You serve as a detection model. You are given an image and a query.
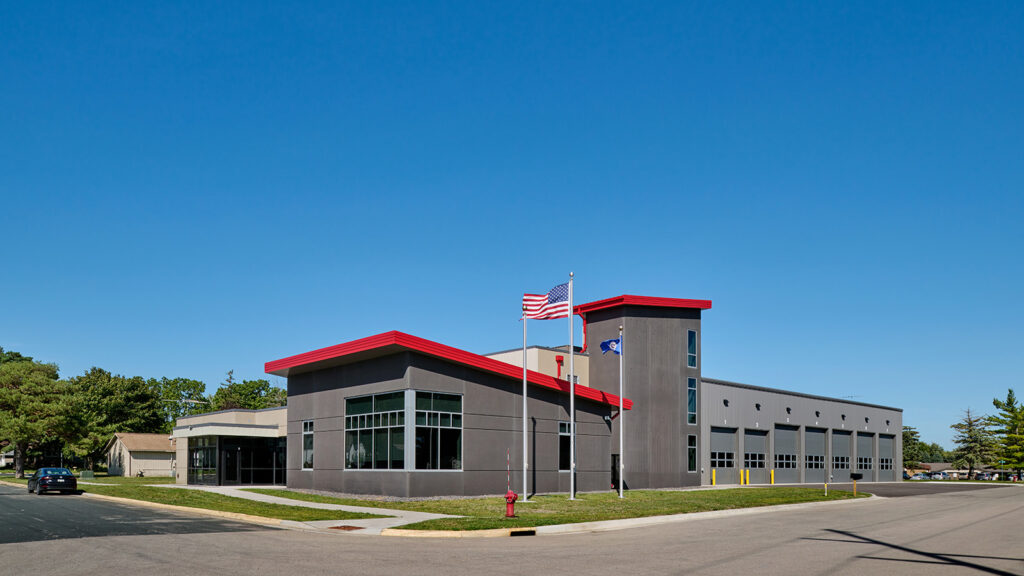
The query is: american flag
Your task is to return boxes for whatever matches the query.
[522,282,570,319]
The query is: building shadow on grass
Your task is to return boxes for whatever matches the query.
[803,529,1023,576]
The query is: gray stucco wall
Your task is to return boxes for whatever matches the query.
[585,305,703,489]
[701,379,903,484]
[286,351,613,497]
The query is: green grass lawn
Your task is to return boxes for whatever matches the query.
[78,485,391,522]
[245,487,865,530]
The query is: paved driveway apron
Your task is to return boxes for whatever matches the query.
[0,483,274,544]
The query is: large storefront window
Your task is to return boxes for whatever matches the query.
[187,436,285,486]
[188,436,218,485]
[345,392,405,469]
[415,392,462,470]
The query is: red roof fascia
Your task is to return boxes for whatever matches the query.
[574,295,712,315]
[264,331,632,410]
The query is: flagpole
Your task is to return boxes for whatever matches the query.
[569,272,575,501]
[522,306,529,502]
[619,324,624,499]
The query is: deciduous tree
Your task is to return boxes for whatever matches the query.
[0,358,75,478]
[210,370,286,411]
[67,368,165,469]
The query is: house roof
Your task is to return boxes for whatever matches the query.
[575,295,712,315]
[265,330,632,410]
[106,433,176,453]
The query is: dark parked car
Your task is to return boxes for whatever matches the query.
[27,467,78,495]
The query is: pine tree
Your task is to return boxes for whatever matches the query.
[989,389,1024,479]
[950,408,998,479]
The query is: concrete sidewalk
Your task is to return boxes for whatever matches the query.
[154,484,456,535]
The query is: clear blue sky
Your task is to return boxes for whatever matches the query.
[2,2,1021,449]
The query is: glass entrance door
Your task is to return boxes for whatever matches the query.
[221,446,240,485]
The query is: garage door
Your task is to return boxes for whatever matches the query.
[878,434,895,481]
[710,427,737,484]
[773,425,799,483]
[805,427,827,483]
[744,429,768,484]
[857,432,875,482]
[831,430,852,482]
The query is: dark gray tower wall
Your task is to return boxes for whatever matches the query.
[585,305,702,489]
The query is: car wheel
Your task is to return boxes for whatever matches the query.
[27,486,33,494]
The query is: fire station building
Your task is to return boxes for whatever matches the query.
[257,295,902,497]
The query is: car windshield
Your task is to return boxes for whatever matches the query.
[40,468,72,476]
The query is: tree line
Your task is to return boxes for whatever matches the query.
[903,388,1024,479]
[0,347,286,477]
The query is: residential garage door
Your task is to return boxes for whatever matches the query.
[744,429,768,484]
[857,432,875,482]
[773,425,799,483]
[878,434,895,481]
[831,430,852,482]
[805,428,827,483]
[710,427,737,484]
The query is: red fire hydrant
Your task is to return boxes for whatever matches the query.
[505,490,518,517]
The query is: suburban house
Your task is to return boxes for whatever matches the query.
[104,433,177,477]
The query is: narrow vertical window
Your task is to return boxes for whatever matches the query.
[558,422,571,471]
[687,378,697,425]
[687,330,697,368]
[302,420,314,470]
[687,435,697,472]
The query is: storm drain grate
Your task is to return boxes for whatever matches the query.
[328,525,364,531]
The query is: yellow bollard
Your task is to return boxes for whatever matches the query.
[712,469,716,485]
[853,480,857,496]
[747,469,751,485]
[771,469,775,485]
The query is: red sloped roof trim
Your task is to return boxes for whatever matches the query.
[574,295,712,315]
[265,331,632,410]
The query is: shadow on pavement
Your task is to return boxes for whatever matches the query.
[804,529,1022,576]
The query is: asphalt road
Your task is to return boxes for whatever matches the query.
[0,483,274,544]
[2,482,1021,575]
[824,480,1015,498]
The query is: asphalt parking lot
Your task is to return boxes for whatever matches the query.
[0,483,275,544]
[825,480,1014,497]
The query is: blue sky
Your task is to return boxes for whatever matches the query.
[2,2,1021,448]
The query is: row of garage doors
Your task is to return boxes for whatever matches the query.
[709,425,896,484]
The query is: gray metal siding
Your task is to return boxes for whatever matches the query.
[774,425,800,483]
[702,380,903,485]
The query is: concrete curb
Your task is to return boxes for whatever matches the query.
[535,494,876,535]
[381,494,876,538]
[381,527,538,538]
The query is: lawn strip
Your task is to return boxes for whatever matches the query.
[245,487,864,530]
[82,485,391,522]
